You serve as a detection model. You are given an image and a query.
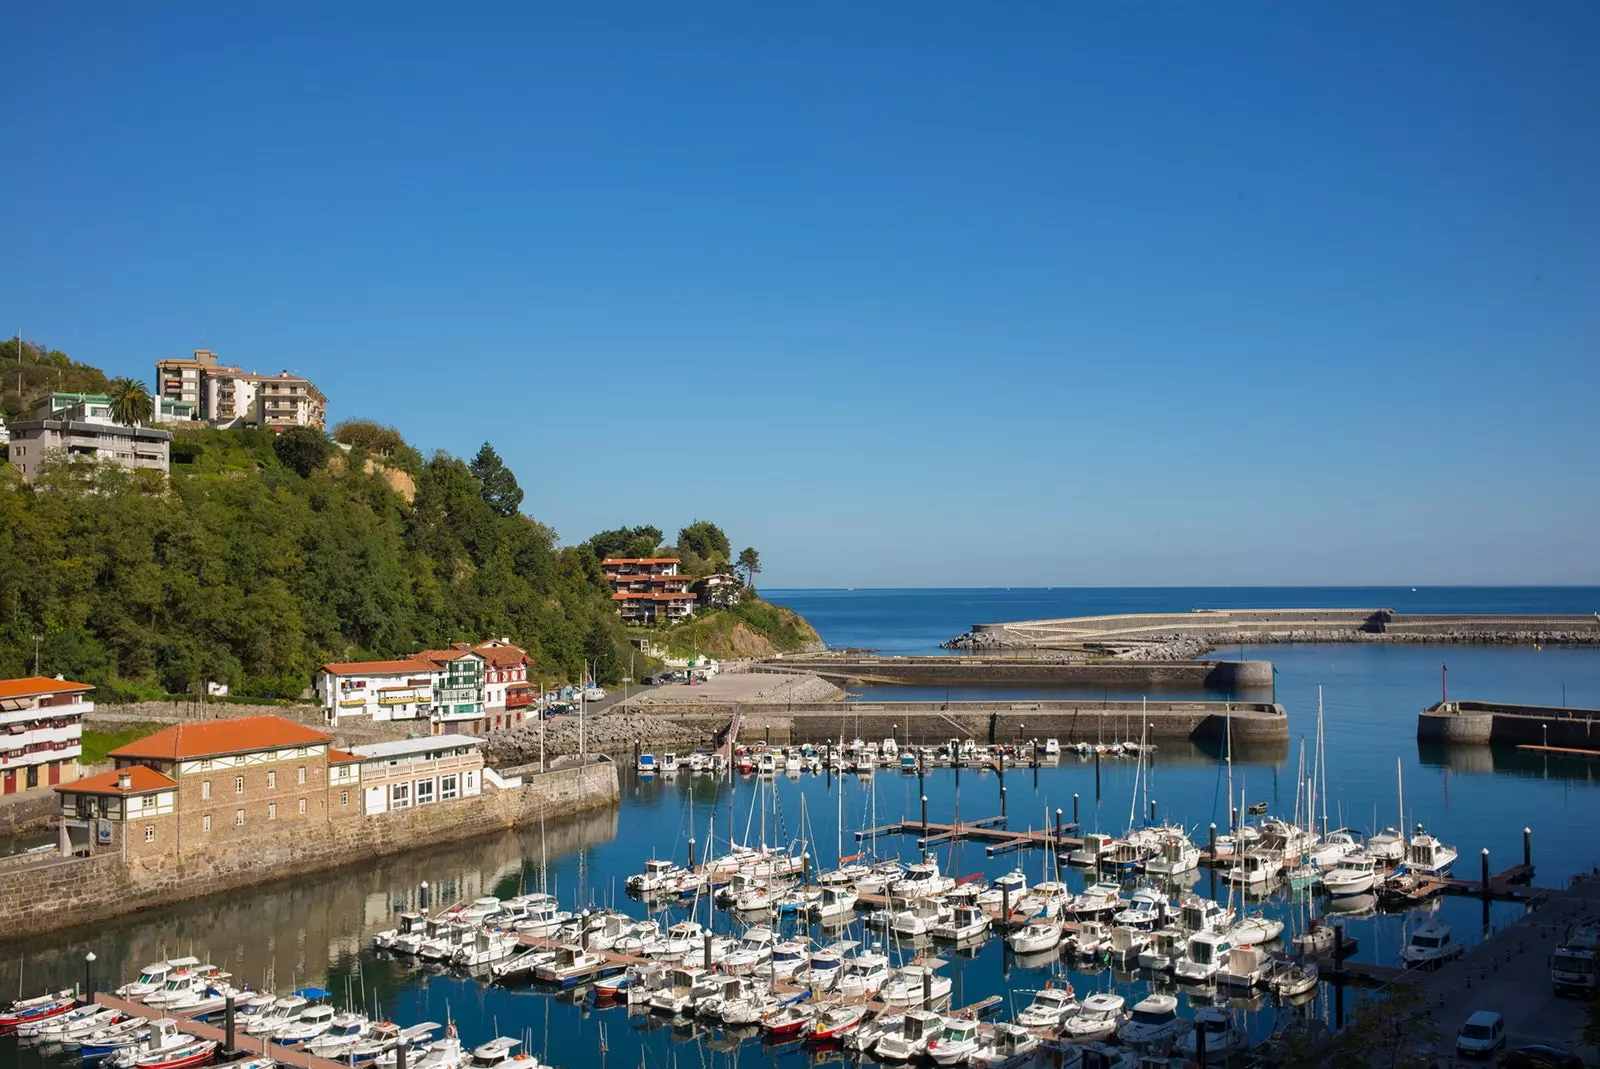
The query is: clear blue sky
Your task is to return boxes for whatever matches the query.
[6,3,1597,587]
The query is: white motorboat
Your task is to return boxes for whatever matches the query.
[245,995,308,1036]
[1069,920,1107,956]
[1066,881,1125,921]
[1112,887,1167,930]
[1137,926,1185,972]
[1117,993,1181,1047]
[1225,850,1277,888]
[931,903,991,943]
[879,961,952,1009]
[454,929,518,968]
[1217,943,1271,988]
[1177,1008,1248,1058]
[1310,828,1363,870]
[1400,918,1463,967]
[1061,992,1126,1041]
[1230,911,1285,945]
[1142,834,1201,876]
[1106,925,1151,963]
[1066,832,1120,868]
[1175,929,1233,983]
[979,869,1029,913]
[835,949,892,998]
[873,1008,943,1062]
[1007,920,1063,954]
[928,1017,983,1066]
[531,944,613,986]
[302,1014,373,1059]
[722,926,778,974]
[1268,957,1320,998]
[661,752,679,774]
[893,899,952,937]
[115,958,201,1000]
[969,1022,1039,1069]
[1016,985,1079,1028]
[466,1037,529,1069]
[811,884,858,921]
[891,858,956,899]
[1177,893,1234,934]
[637,752,657,774]
[626,859,686,895]
[1405,826,1458,878]
[1324,852,1379,897]
[648,967,711,1016]
[274,1003,338,1045]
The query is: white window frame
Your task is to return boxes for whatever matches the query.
[201,780,211,800]
[439,773,458,800]
[235,776,244,794]
[391,782,410,809]
[144,825,155,843]
[298,798,307,815]
[268,802,277,820]
[235,809,245,826]
[297,766,306,785]
[267,770,277,790]
[202,814,211,833]
[415,778,435,805]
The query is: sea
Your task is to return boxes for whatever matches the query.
[7,587,1599,1069]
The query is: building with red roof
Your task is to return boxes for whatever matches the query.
[315,638,534,734]
[600,557,699,625]
[0,676,94,794]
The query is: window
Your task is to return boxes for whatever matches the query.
[199,758,212,770]
[235,776,244,794]
[440,774,458,800]
[144,825,155,843]
[416,779,435,805]
[340,790,349,807]
[297,766,306,785]
[268,802,277,820]
[201,780,211,800]
[202,815,211,833]
[267,771,277,790]
[390,783,410,809]
[298,798,307,815]
[235,809,245,826]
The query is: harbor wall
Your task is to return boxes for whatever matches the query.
[758,658,1273,690]
[1417,700,1600,750]
[0,758,619,938]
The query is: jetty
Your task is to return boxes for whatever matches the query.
[1419,698,1600,751]
[758,655,1272,691]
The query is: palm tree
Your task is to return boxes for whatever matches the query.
[106,377,154,427]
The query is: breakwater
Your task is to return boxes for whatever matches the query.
[0,758,620,938]
[643,697,1288,747]
[946,607,1600,653]
[757,656,1273,690]
[1417,699,1600,749]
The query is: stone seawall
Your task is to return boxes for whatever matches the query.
[1417,700,1600,750]
[761,658,1273,690]
[0,760,620,938]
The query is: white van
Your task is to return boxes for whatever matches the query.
[1456,1011,1506,1058]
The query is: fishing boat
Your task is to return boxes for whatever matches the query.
[1016,985,1079,1028]
[1405,826,1458,878]
[761,999,818,1038]
[1069,920,1107,956]
[1065,832,1120,868]
[662,752,679,774]
[490,947,554,984]
[531,944,618,986]
[931,903,990,943]
[969,1024,1041,1069]
[0,992,78,1035]
[1176,1008,1248,1059]
[1400,918,1463,967]
[1106,925,1151,964]
[1137,926,1185,972]
[1117,993,1182,1048]
[105,1020,202,1069]
[1225,849,1277,889]
[648,966,711,1015]
[637,752,656,774]
[1060,993,1126,1041]
[1217,943,1272,988]
[879,960,952,1009]
[1175,929,1233,983]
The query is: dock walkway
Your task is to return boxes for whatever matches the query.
[92,994,350,1069]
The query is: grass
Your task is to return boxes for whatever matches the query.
[81,723,167,765]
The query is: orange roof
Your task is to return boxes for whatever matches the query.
[606,574,690,584]
[0,676,94,701]
[58,765,176,796]
[109,716,333,761]
[328,748,361,764]
[415,648,481,665]
[320,659,437,676]
[611,592,698,601]
[475,646,528,668]
[601,557,681,566]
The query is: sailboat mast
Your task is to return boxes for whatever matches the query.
[1318,688,1329,837]
[1396,756,1405,835]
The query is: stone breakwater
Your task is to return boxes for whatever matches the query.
[486,711,718,764]
[0,760,620,938]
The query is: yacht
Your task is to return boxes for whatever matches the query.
[928,1018,983,1067]
[1175,929,1233,983]
[879,961,952,1009]
[835,949,892,998]
[1324,852,1379,897]
[1112,887,1167,930]
[931,903,991,943]
[1067,881,1125,921]
[891,858,956,899]
[1400,918,1463,967]
[1016,985,1079,1028]
[873,1009,943,1062]
[1117,993,1182,1048]
[1176,1009,1248,1059]
[1007,920,1063,954]
[969,1022,1040,1069]
[1267,957,1320,998]
[1061,992,1126,1041]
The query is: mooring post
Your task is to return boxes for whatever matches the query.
[83,951,95,1003]
[397,1038,408,1069]
[419,881,430,911]
[1002,883,1011,926]
[1333,923,1345,974]
[224,994,236,1052]
[1073,793,1079,828]
[688,837,696,869]
[1208,823,1217,859]
[1524,826,1532,871]
[704,932,713,970]
[1481,848,1490,895]
[1000,785,1007,819]
[1196,1017,1208,1068]
[922,968,932,1010]
[1094,750,1102,802]
[1054,808,1063,845]
[921,795,929,836]
[1149,799,1157,824]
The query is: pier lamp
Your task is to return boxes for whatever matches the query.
[1543,723,1549,748]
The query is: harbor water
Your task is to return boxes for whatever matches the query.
[6,587,1599,1068]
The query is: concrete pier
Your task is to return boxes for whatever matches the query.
[1418,699,1600,750]
[758,656,1273,690]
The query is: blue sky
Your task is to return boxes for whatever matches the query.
[6,3,1597,587]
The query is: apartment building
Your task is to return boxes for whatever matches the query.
[602,557,698,625]
[156,349,328,430]
[0,676,93,794]
[316,658,442,723]
[7,395,171,483]
[316,641,533,732]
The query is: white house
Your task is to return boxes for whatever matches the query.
[316,658,441,724]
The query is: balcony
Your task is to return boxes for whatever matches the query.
[0,700,91,727]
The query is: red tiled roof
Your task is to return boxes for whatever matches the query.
[328,748,361,765]
[109,716,333,761]
[473,645,528,668]
[600,558,681,566]
[611,592,698,601]
[0,677,94,700]
[320,659,437,676]
[605,574,691,584]
[416,648,481,664]
[58,765,176,796]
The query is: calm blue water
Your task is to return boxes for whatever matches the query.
[8,588,1599,1069]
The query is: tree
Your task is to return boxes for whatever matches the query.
[468,442,524,517]
[1327,986,1442,1069]
[585,525,663,561]
[273,425,332,477]
[583,616,621,684]
[106,377,154,427]
[678,520,731,566]
[737,547,761,589]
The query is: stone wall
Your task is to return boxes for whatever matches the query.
[760,658,1274,690]
[0,759,619,938]
[1417,700,1600,750]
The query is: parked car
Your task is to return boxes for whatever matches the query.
[584,687,605,701]
[1500,1046,1584,1069]
[1455,1011,1505,1058]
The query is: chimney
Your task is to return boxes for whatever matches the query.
[118,771,132,790]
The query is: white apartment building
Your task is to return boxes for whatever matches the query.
[0,676,93,794]
[316,659,442,724]
[158,349,328,430]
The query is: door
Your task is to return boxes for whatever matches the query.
[48,761,60,786]
[26,764,38,789]
[2,770,13,795]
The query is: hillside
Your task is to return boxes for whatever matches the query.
[1,338,112,422]
[657,598,825,660]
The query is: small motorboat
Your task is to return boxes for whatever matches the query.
[1268,957,1320,998]
[1400,918,1463,967]
[1016,985,1079,1028]
[1060,992,1126,1041]
[872,1008,943,1062]
[1007,920,1063,954]
[807,1002,871,1043]
[0,991,77,1035]
[1117,993,1181,1048]
[927,1016,982,1066]
[969,1022,1040,1069]
[1176,1008,1248,1059]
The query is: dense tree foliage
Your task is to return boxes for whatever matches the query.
[0,429,630,699]
[469,442,524,517]
[332,419,422,472]
[584,525,663,560]
[677,520,730,566]
[1,338,111,422]
[273,425,333,477]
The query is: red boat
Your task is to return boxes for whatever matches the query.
[761,1003,816,1037]
[808,1003,870,1043]
[0,995,76,1035]
[133,1038,218,1069]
